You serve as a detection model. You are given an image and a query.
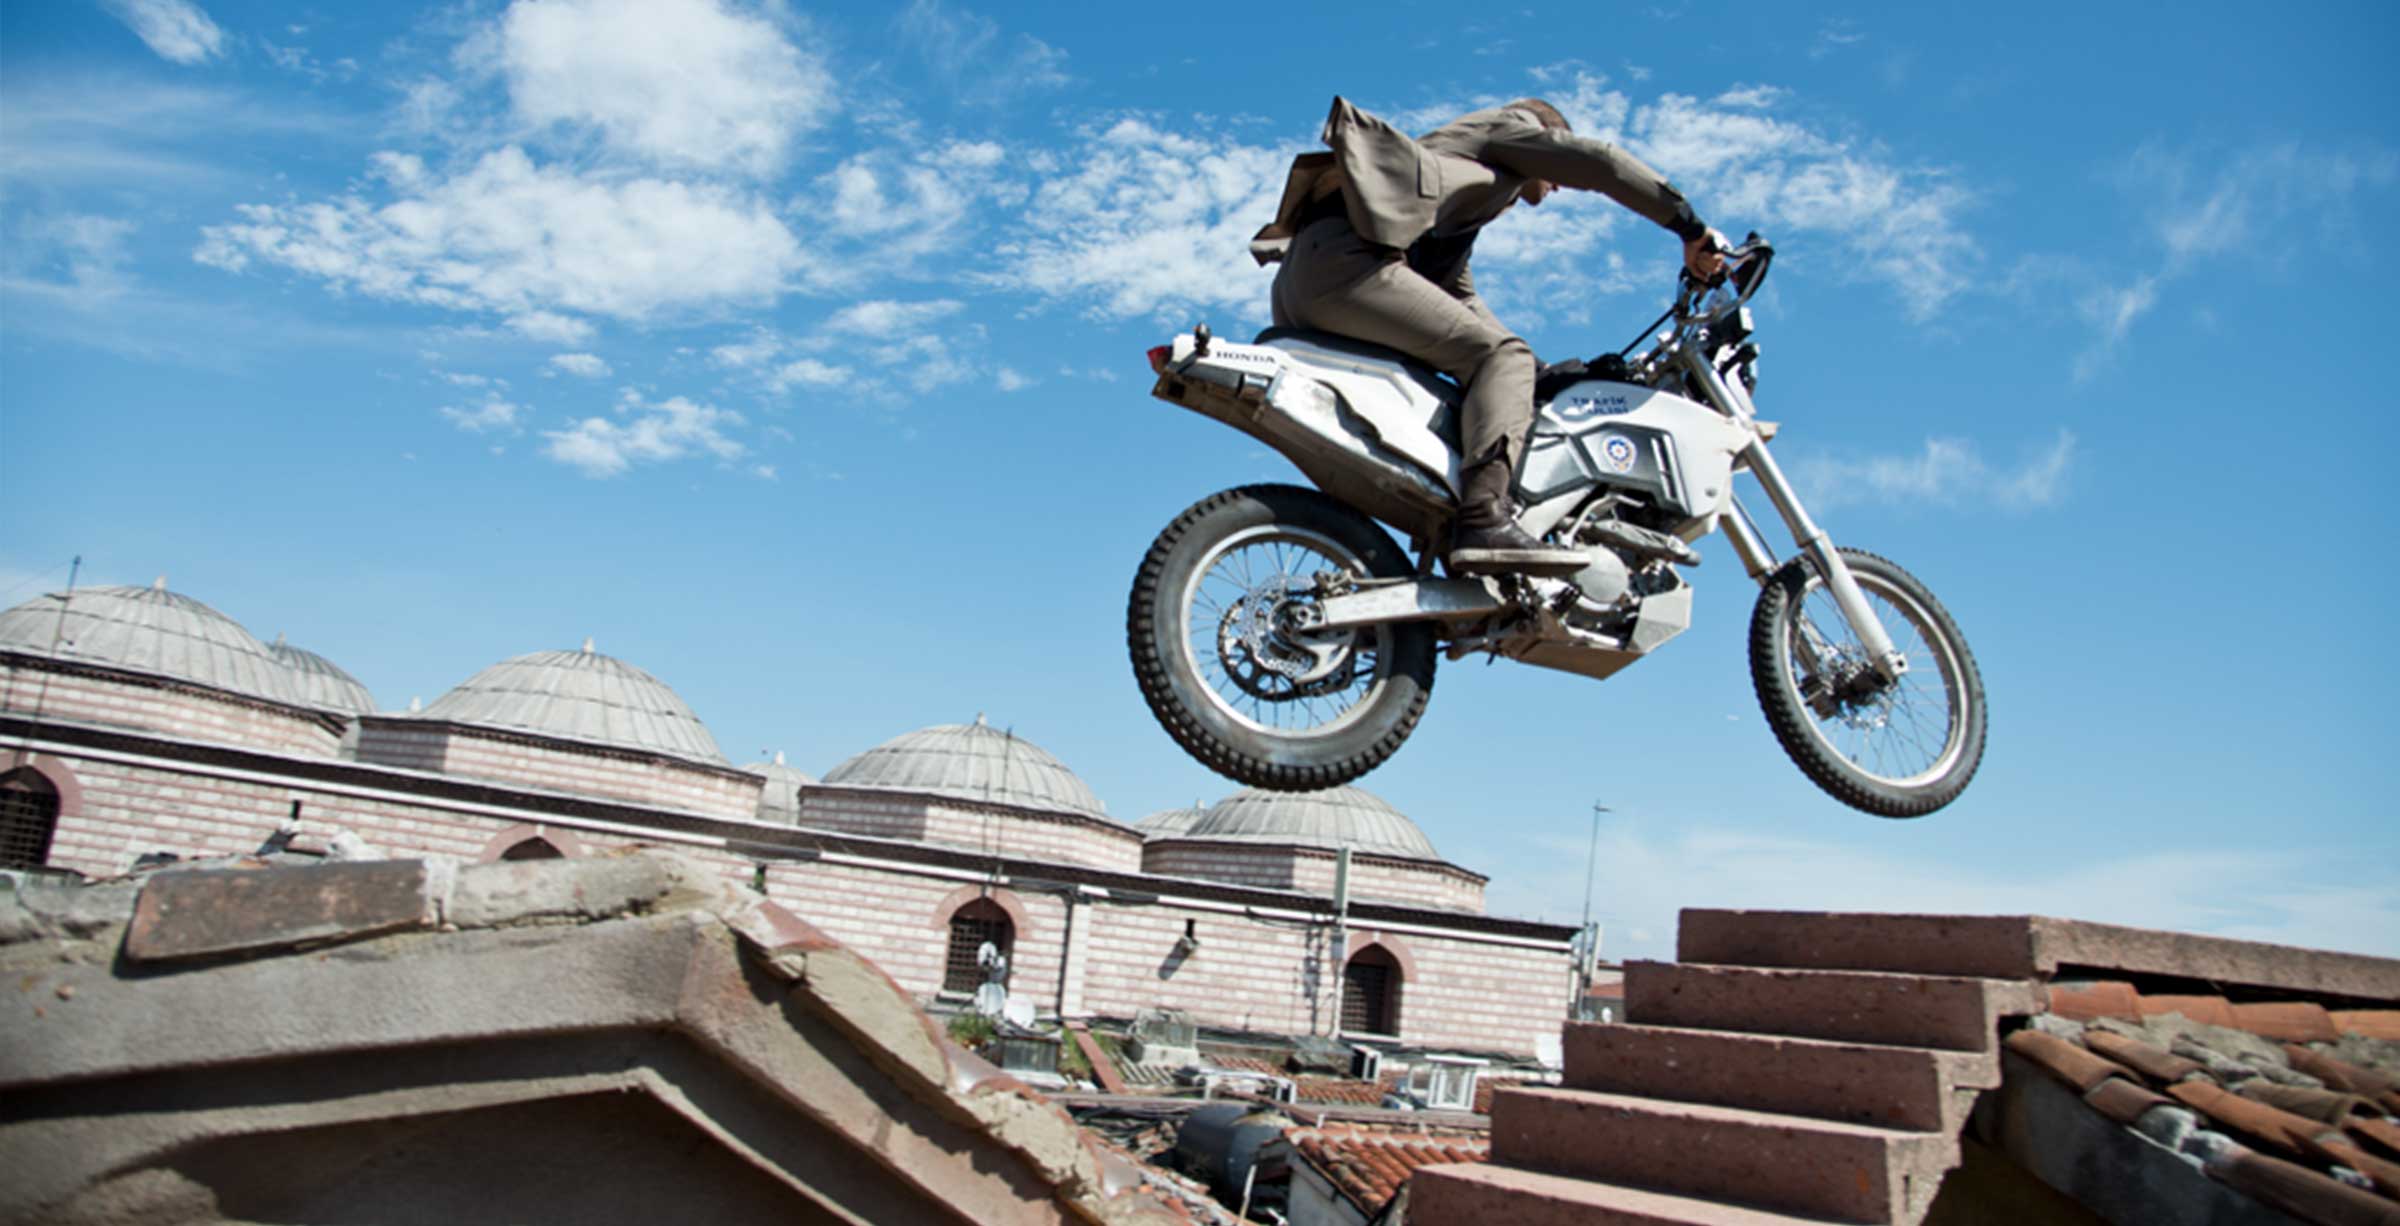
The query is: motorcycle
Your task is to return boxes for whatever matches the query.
[1125,234,1986,817]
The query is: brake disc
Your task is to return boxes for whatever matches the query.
[1217,577,1355,698]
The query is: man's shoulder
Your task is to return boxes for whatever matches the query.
[1419,105,1545,155]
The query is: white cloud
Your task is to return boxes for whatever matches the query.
[809,144,1020,269]
[2068,141,2393,375]
[2071,277,2158,381]
[709,330,783,370]
[195,147,805,323]
[770,357,849,390]
[1629,90,1978,318]
[896,0,1070,105]
[2131,142,2396,269]
[548,352,611,378]
[1713,84,1789,110]
[1484,817,2400,963]
[824,298,965,335]
[0,215,138,308]
[441,396,525,434]
[991,117,1292,324]
[503,312,591,346]
[490,0,832,177]
[1790,429,2077,510]
[541,390,747,477]
[100,0,225,65]
[995,367,1031,391]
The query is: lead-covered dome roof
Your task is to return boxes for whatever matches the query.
[746,752,815,826]
[1136,805,1207,838]
[417,642,728,765]
[821,716,1108,820]
[0,579,305,707]
[1183,786,1441,861]
[269,635,376,715]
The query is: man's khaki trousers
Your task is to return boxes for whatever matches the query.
[1269,218,1535,471]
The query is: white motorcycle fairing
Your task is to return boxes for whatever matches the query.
[1154,328,1749,550]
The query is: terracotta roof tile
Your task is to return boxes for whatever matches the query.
[2084,1076,2175,1126]
[2236,1081,2377,1126]
[2286,1046,2400,1106]
[2299,1134,2400,1202]
[2233,1002,2342,1044]
[2142,994,2239,1029]
[2166,1081,2330,1161]
[2333,1011,2400,1042]
[1294,1075,1386,1106]
[2048,980,2142,1021]
[1211,1056,1280,1076]
[2350,1118,2400,1163]
[2007,1030,2142,1093]
[2203,1145,2400,1226]
[1288,1125,1490,1215]
[2083,1030,2205,1086]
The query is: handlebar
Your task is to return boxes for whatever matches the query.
[1676,232,1774,324]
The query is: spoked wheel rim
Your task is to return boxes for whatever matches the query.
[1175,524,1394,740]
[1777,569,1970,789]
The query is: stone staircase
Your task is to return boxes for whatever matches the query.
[1412,910,2047,1225]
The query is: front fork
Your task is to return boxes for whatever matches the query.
[1690,355,1907,683]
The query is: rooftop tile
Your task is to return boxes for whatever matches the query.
[1288,1124,1489,1216]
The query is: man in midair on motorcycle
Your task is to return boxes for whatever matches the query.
[1252,96,1724,577]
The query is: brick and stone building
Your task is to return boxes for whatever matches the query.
[0,579,1577,1063]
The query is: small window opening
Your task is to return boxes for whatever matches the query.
[945,898,1014,994]
[0,769,61,871]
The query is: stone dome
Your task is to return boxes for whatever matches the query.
[0,579,305,707]
[416,642,727,765]
[1184,786,1441,861]
[746,751,815,826]
[821,716,1107,820]
[268,635,376,715]
[1136,805,1207,838]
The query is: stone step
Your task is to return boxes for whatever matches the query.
[1625,961,2041,1052]
[1677,910,2040,979]
[1410,1163,1852,1226]
[1562,1022,1995,1132]
[1490,1087,1955,1225]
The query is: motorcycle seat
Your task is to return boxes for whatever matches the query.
[1252,326,1459,402]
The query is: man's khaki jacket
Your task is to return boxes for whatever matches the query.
[1251,96,1703,266]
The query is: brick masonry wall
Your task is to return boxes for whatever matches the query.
[803,789,1144,873]
[22,740,1568,1057]
[1348,924,1576,1055]
[353,719,761,822]
[1142,842,1486,913]
[2,661,341,759]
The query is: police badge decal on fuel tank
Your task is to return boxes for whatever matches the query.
[1598,433,1638,474]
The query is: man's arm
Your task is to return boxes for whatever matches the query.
[1475,120,1708,243]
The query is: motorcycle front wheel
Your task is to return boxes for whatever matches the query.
[1128,484,1437,792]
[1748,548,1987,817]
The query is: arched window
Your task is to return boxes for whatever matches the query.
[944,898,1014,995]
[0,768,61,871]
[1341,944,1402,1036]
[500,837,563,861]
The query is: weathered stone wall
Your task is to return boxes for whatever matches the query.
[2,658,340,759]
[354,717,761,821]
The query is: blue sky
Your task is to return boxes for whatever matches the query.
[5,0,2395,962]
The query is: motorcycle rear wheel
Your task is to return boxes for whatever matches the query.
[1748,548,1986,817]
[1128,484,1437,791]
